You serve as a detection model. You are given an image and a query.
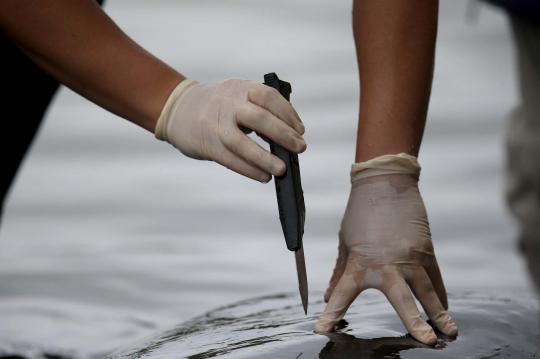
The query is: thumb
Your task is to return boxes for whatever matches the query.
[315,259,364,332]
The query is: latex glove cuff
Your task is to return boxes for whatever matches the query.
[154,78,198,142]
[351,153,421,182]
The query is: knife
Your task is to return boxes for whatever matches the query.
[263,72,308,315]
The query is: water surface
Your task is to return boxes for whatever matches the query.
[109,292,539,359]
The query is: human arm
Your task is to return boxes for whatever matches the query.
[315,0,457,345]
[353,0,437,161]
[0,0,182,132]
[0,0,306,181]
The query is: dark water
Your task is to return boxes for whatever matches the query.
[108,292,539,359]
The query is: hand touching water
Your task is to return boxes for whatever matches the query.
[315,154,458,345]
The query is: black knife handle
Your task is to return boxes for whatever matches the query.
[263,73,305,252]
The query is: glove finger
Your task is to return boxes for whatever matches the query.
[217,148,272,183]
[324,231,349,303]
[236,102,306,154]
[314,259,364,333]
[381,272,438,346]
[425,256,448,310]
[247,84,305,135]
[221,127,286,176]
[407,267,458,337]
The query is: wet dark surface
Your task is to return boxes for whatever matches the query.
[108,291,540,359]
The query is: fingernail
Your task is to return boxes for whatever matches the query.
[314,320,334,333]
[445,324,458,337]
[416,325,438,346]
[432,311,458,337]
[443,319,458,337]
[298,123,305,135]
[314,308,342,333]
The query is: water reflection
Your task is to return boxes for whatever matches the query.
[109,291,539,359]
[315,321,456,359]
[321,332,432,358]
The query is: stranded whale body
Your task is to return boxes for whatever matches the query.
[108,291,539,359]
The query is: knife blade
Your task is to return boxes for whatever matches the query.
[263,72,308,315]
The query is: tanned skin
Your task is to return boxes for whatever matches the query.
[353,0,438,162]
[0,0,185,132]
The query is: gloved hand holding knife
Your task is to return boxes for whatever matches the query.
[158,72,309,314]
[155,78,306,182]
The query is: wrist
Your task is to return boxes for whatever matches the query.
[350,153,421,183]
[154,78,198,141]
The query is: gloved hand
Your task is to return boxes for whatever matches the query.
[154,78,306,182]
[314,153,458,345]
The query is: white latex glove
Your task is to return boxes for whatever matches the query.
[154,78,306,182]
[315,153,458,345]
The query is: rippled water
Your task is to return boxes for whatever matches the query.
[0,0,538,358]
[109,292,539,359]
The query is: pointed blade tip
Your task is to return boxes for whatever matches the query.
[295,247,309,315]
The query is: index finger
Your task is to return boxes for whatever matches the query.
[314,262,364,333]
[248,84,305,135]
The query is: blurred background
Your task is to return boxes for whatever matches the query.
[0,0,537,357]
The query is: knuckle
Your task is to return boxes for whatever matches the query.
[247,85,263,100]
[221,130,245,153]
[221,78,242,87]
[266,86,280,100]
[249,85,277,105]
[218,126,233,143]
[234,103,252,121]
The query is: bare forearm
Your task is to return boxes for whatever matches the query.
[0,0,184,132]
[353,0,438,162]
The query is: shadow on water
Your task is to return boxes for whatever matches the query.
[108,291,539,359]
